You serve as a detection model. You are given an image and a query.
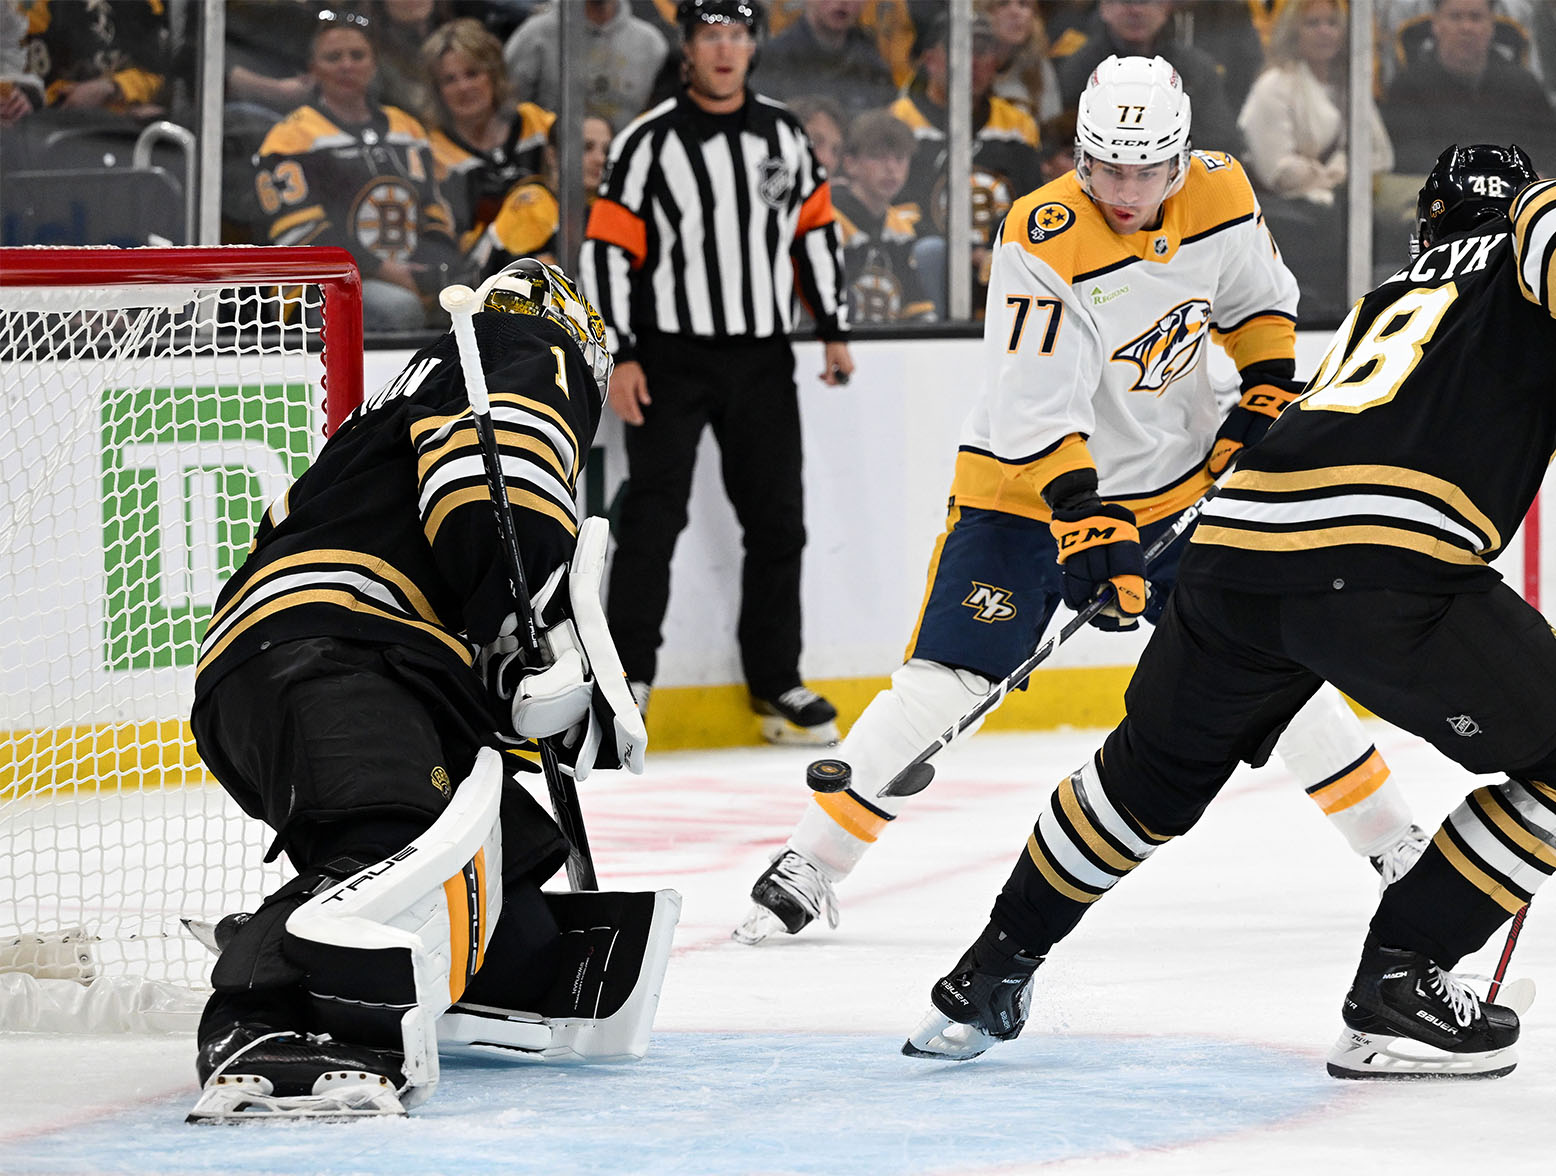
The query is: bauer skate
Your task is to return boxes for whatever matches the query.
[188,1026,408,1123]
[732,848,839,944]
[1326,936,1528,1080]
[752,686,840,746]
[903,923,1043,1061]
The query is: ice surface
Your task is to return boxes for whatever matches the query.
[3,724,1551,1175]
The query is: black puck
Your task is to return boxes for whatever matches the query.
[805,758,852,793]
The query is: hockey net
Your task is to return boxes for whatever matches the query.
[0,247,363,1031]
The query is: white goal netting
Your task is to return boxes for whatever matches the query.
[0,247,362,1030]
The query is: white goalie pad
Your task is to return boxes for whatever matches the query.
[438,888,680,1063]
[566,516,648,779]
[284,747,505,1108]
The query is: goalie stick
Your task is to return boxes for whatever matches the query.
[440,283,598,891]
[873,486,1221,800]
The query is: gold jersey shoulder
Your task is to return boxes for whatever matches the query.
[1001,151,1258,284]
[1511,178,1556,317]
[258,105,344,156]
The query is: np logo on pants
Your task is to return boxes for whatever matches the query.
[963,582,1017,623]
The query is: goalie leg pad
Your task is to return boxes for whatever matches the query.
[283,747,505,1108]
[439,888,681,1063]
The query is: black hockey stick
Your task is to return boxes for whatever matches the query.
[441,284,598,891]
[874,486,1221,800]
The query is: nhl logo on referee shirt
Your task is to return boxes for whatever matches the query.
[758,158,795,208]
[1027,202,1073,243]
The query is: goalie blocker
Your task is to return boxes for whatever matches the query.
[188,749,680,1123]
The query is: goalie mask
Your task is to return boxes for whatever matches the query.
[1415,143,1538,256]
[475,258,614,400]
[1074,55,1192,204]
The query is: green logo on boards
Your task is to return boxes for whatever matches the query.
[101,384,314,669]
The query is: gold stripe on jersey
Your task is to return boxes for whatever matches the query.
[205,548,446,635]
[1225,466,1498,543]
[1003,155,1260,282]
[272,206,324,242]
[424,485,578,547]
[814,790,892,843]
[1511,179,1556,313]
[1304,748,1389,814]
[411,395,581,478]
[1212,314,1298,371]
[199,588,473,675]
[948,433,1096,520]
[1022,763,1166,908]
[417,423,568,485]
[1193,522,1487,565]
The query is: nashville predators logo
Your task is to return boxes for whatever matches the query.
[1027,201,1074,244]
[353,178,420,261]
[963,582,1017,623]
[1112,299,1212,394]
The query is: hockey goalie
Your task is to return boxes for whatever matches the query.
[184,258,674,1123]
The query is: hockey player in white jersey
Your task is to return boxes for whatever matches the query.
[734,55,1426,945]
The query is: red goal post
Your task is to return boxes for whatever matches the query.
[0,246,365,1030]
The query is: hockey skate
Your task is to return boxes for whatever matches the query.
[731,848,839,944]
[1369,824,1429,890]
[752,686,840,746]
[188,1026,409,1123]
[1326,936,1527,1080]
[903,924,1043,1061]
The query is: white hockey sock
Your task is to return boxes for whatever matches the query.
[788,659,990,879]
[1275,683,1414,857]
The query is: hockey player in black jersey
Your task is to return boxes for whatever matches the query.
[903,144,1555,1080]
[185,259,663,1122]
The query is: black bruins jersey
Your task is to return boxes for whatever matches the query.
[889,90,1044,243]
[1187,180,1556,595]
[831,185,933,323]
[194,314,603,708]
[256,102,458,281]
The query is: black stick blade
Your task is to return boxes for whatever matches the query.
[879,762,935,798]
[805,758,853,793]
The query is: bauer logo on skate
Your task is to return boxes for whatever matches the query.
[962,582,1018,622]
[1111,298,1212,394]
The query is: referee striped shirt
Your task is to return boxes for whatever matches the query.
[580,89,849,362]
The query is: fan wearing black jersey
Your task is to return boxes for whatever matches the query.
[902,144,1556,1082]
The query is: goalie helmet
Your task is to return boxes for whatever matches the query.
[1074,55,1192,202]
[1415,143,1538,255]
[475,258,614,399]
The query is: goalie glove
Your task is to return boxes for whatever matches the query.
[1207,363,1306,477]
[480,567,593,741]
[1046,470,1146,631]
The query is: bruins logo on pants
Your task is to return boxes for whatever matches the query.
[1112,298,1212,394]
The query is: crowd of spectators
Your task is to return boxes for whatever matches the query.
[4,1,1556,333]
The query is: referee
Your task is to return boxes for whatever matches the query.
[581,0,854,745]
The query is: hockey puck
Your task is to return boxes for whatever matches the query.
[805,758,853,793]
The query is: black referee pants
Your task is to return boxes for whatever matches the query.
[607,332,806,700]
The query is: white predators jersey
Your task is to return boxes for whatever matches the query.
[951,151,1299,525]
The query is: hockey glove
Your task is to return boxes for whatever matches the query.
[1207,366,1306,477]
[1049,499,1147,630]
